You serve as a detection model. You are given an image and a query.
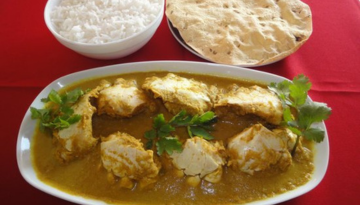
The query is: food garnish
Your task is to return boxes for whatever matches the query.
[30,88,85,131]
[144,110,217,155]
[268,74,332,155]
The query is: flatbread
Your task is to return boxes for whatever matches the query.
[165,0,312,66]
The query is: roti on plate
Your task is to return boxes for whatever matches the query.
[165,0,312,66]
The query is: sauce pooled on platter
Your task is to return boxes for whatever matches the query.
[31,71,314,205]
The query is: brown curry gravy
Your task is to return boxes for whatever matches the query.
[32,72,314,204]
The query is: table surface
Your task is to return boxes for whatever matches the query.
[2,0,360,204]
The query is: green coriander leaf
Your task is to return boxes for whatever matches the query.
[42,111,51,122]
[170,110,193,127]
[144,129,157,140]
[30,107,51,122]
[283,107,293,122]
[145,140,153,150]
[48,89,62,104]
[198,111,215,123]
[298,101,332,129]
[153,114,166,129]
[64,88,84,104]
[187,126,193,138]
[30,107,42,119]
[156,137,183,155]
[293,74,311,90]
[40,108,51,118]
[41,97,49,103]
[158,124,175,138]
[60,105,74,116]
[269,81,292,107]
[176,115,193,126]
[189,114,201,125]
[268,82,277,91]
[59,113,71,121]
[188,126,214,140]
[144,126,156,149]
[189,112,216,125]
[67,114,82,124]
[289,75,311,107]
[289,85,307,107]
[155,139,166,156]
[169,110,187,124]
[286,120,299,128]
[42,117,61,129]
[202,116,218,126]
[287,126,302,136]
[302,128,325,143]
[41,122,54,128]
[57,118,71,129]
[43,116,64,128]
[269,81,291,98]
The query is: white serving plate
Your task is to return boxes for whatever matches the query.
[167,19,283,67]
[16,61,329,205]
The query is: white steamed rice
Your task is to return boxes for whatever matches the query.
[50,0,162,44]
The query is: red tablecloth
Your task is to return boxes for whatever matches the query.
[1,0,360,204]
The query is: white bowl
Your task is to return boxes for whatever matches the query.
[44,0,164,60]
[17,61,329,205]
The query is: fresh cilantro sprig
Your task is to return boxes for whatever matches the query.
[30,88,85,131]
[268,74,332,155]
[144,110,217,156]
[170,110,217,140]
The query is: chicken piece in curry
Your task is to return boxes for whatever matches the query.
[227,124,293,175]
[101,132,161,189]
[97,78,155,118]
[53,86,101,162]
[31,72,315,205]
[142,73,214,115]
[215,84,283,125]
[170,137,226,186]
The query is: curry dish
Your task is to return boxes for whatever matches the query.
[31,71,314,205]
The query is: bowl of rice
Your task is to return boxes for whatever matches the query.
[44,0,164,59]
